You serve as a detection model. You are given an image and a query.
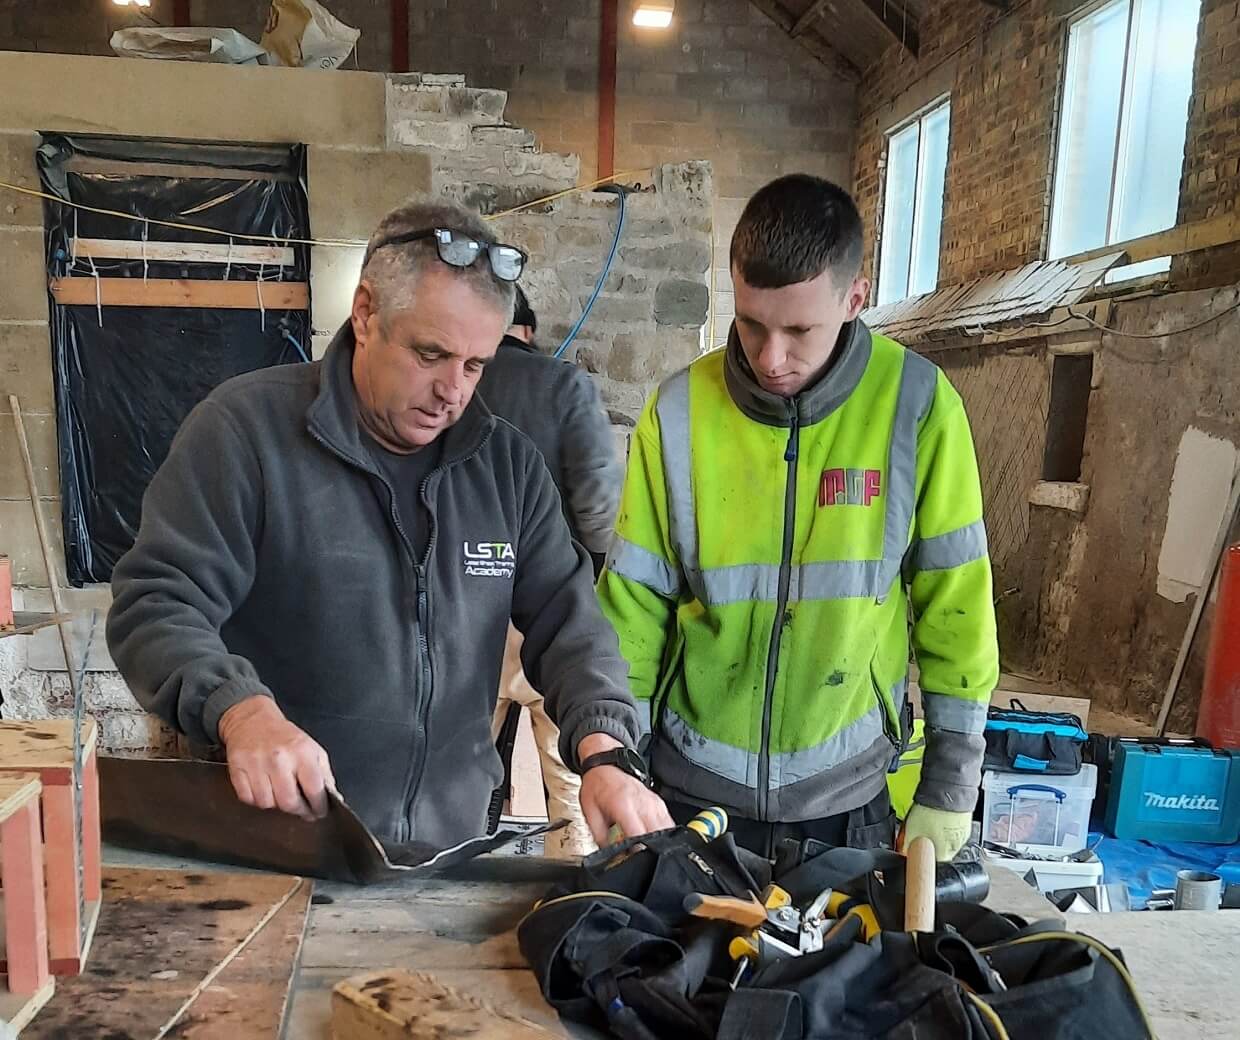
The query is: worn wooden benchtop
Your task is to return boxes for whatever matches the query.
[102,847,1235,1039]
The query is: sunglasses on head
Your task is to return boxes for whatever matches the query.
[371,227,527,282]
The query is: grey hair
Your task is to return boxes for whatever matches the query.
[360,196,516,323]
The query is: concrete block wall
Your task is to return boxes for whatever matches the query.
[0,51,710,744]
[852,0,1239,293]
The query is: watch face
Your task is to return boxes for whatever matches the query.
[620,748,651,782]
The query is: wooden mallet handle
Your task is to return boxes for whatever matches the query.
[904,835,936,933]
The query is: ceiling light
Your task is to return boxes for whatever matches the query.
[633,2,674,29]
[112,1,153,8]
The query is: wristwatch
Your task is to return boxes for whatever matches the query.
[580,746,653,787]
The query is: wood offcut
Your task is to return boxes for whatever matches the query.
[332,969,559,1039]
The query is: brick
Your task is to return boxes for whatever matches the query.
[0,228,47,323]
[0,498,63,586]
[655,278,710,326]
[621,239,711,273]
[389,118,472,151]
[0,323,54,416]
[0,407,55,500]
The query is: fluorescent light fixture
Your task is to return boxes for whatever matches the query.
[633,2,674,29]
[112,1,153,8]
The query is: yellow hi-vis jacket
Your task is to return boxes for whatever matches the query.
[598,321,999,822]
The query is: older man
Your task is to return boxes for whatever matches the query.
[108,197,672,849]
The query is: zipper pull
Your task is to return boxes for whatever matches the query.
[784,415,800,462]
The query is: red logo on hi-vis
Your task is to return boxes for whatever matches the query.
[819,468,882,507]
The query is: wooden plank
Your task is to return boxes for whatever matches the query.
[853,0,919,57]
[49,277,310,310]
[72,238,295,267]
[62,156,290,182]
[0,797,50,995]
[791,0,830,36]
[0,613,73,641]
[0,775,42,823]
[1061,210,1240,267]
[40,783,80,970]
[26,867,311,1039]
[0,977,54,1034]
[332,970,559,1039]
[0,720,98,780]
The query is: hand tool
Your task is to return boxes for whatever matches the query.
[904,835,937,932]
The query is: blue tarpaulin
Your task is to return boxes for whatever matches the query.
[1089,830,1240,906]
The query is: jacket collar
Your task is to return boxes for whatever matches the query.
[723,318,873,427]
[306,323,495,471]
[499,332,538,354]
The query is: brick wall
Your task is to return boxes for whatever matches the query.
[1175,0,1240,289]
[853,0,1239,295]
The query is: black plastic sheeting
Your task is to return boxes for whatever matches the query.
[37,135,311,585]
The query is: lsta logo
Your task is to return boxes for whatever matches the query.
[819,468,882,507]
[463,541,515,579]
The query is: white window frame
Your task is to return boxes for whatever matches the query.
[1048,0,1201,280]
[876,95,951,306]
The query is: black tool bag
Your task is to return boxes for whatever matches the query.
[983,700,1088,776]
[517,829,1154,1039]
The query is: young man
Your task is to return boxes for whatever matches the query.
[598,175,998,860]
[108,198,672,850]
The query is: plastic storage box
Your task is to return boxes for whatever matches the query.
[1102,740,1240,844]
[981,764,1097,857]
[982,851,1104,894]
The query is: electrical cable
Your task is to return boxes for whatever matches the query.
[555,183,627,359]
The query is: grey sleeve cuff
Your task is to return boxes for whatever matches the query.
[199,679,275,746]
[914,726,985,813]
[560,711,640,773]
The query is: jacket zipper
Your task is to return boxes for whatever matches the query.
[402,442,487,831]
[757,409,799,820]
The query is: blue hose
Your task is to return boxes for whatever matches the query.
[554,184,628,359]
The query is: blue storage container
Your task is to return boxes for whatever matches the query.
[1103,740,1240,844]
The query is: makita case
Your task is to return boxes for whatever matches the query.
[1103,739,1240,844]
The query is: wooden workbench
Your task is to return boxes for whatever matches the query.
[101,848,1234,1040]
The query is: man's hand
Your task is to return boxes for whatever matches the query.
[218,696,336,822]
[900,803,972,862]
[577,733,674,845]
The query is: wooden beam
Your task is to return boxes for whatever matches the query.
[1060,211,1240,267]
[391,0,410,73]
[63,157,289,182]
[598,0,618,180]
[748,0,861,81]
[172,0,191,25]
[854,0,919,58]
[791,0,830,37]
[72,238,296,267]
[49,277,310,310]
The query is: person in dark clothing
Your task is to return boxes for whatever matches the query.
[477,287,621,576]
[107,197,673,850]
[478,287,624,857]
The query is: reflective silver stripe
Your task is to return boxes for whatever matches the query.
[608,536,682,597]
[880,352,939,600]
[634,697,652,737]
[660,705,757,787]
[908,519,988,572]
[771,705,887,788]
[793,560,885,600]
[655,371,701,600]
[922,690,988,735]
[700,564,777,605]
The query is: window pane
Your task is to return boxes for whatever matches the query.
[909,101,950,297]
[1110,0,1201,243]
[878,120,919,305]
[1049,0,1129,258]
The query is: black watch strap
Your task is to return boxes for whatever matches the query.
[580,747,652,787]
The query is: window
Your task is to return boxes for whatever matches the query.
[877,98,950,306]
[1048,0,1202,279]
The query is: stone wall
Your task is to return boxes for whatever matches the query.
[0,51,710,745]
[0,0,857,347]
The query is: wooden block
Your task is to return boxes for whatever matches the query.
[80,753,102,903]
[48,277,310,310]
[508,709,548,821]
[0,554,13,631]
[332,970,558,1039]
[71,238,296,267]
[0,784,49,996]
[0,775,41,824]
[0,977,55,1035]
[0,719,99,784]
[40,783,79,968]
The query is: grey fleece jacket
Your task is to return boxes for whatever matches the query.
[107,327,641,848]
[477,337,621,555]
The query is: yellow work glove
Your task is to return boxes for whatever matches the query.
[901,804,972,862]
